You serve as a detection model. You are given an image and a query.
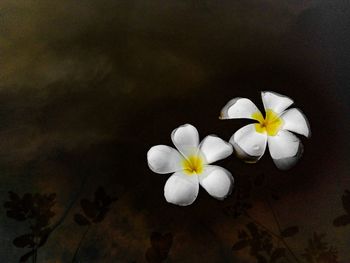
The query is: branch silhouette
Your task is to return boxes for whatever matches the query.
[72,187,117,262]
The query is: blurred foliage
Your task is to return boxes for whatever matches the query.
[302,233,339,263]
[227,173,344,263]
[72,187,117,262]
[227,173,302,263]
[232,222,287,263]
[3,178,346,262]
[4,191,56,262]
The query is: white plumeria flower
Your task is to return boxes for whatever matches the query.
[147,124,234,206]
[220,91,311,170]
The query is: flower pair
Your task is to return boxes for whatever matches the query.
[147,91,310,206]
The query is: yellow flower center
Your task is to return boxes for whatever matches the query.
[252,109,283,136]
[182,155,204,175]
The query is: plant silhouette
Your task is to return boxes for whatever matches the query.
[302,233,339,263]
[4,191,56,262]
[226,172,345,263]
[2,174,345,262]
[333,190,350,227]
[72,187,117,262]
[227,173,302,262]
[232,222,287,263]
[224,173,282,220]
[145,232,173,263]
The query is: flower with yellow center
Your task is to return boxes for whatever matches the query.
[252,109,283,136]
[147,124,234,206]
[182,155,204,175]
[220,91,311,170]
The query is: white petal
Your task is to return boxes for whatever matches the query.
[164,171,199,206]
[220,98,262,120]
[199,135,233,164]
[281,108,311,138]
[272,144,304,170]
[261,91,294,114]
[147,145,183,174]
[199,165,233,200]
[230,124,267,162]
[267,130,303,170]
[171,124,199,157]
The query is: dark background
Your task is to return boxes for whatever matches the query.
[0,0,349,262]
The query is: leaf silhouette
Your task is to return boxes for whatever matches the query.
[19,250,35,262]
[13,234,34,248]
[302,232,339,263]
[22,194,33,214]
[333,190,350,228]
[281,226,299,237]
[74,213,91,226]
[72,188,117,262]
[232,222,285,262]
[38,228,51,247]
[333,214,350,227]
[94,187,107,204]
[93,208,109,223]
[6,210,27,221]
[8,191,20,202]
[232,240,249,251]
[95,187,117,207]
[4,191,56,262]
[80,199,98,219]
[76,187,116,227]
